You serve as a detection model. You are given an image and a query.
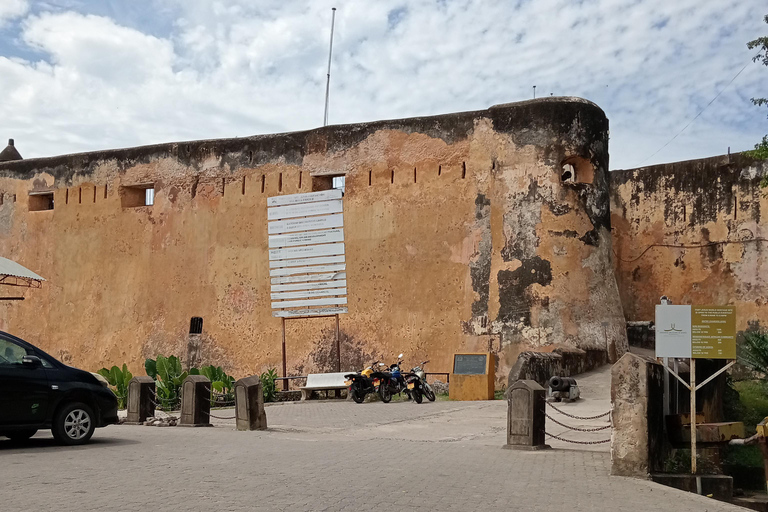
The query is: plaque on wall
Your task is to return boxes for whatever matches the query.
[453,354,488,375]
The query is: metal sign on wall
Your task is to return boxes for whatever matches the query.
[655,305,736,359]
[267,189,347,318]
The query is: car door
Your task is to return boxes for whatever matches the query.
[0,337,49,426]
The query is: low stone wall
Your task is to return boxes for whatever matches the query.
[507,347,609,388]
[626,321,655,350]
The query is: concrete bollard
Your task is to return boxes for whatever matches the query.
[234,376,267,431]
[503,379,549,450]
[179,375,212,427]
[125,376,155,424]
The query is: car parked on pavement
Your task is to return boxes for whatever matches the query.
[0,330,118,445]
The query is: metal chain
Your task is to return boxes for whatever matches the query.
[546,401,611,420]
[545,432,611,444]
[545,412,611,432]
[203,410,236,420]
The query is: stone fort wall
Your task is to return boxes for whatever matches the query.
[0,97,628,384]
[611,154,768,332]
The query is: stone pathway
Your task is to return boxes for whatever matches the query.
[2,395,744,511]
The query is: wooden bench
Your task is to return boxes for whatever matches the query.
[300,372,349,401]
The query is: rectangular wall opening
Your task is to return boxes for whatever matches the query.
[312,174,346,194]
[28,192,54,212]
[120,184,155,208]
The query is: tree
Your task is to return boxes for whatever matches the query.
[747,15,768,169]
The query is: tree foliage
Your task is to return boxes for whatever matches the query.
[747,15,768,165]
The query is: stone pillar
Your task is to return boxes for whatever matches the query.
[179,375,212,427]
[234,376,267,431]
[503,379,549,450]
[125,376,155,424]
[611,352,668,477]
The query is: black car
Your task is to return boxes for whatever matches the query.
[0,330,118,445]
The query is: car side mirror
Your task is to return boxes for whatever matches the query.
[22,355,42,368]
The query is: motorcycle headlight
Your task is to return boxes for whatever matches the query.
[91,372,110,388]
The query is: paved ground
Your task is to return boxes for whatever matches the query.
[0,393,744,512]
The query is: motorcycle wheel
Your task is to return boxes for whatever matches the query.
[379,383,392,403]
[351,385,365,404]
[412,388,423,403]
[424,385,436,402]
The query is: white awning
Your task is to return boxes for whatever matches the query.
[0,256,45,283]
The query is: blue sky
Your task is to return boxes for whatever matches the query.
[0,0,766,169]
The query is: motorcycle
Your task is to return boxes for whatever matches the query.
[378,354,415,403]
[344,361,383,404]
[410,360,435,402]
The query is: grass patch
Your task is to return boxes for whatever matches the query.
[732,380,768,435]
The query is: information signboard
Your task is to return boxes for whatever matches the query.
[691,306,736,359]
[655,305,692,358]
[453,354,488,375]
[267,190,347,318]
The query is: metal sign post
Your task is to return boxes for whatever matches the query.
[268,189,349,390]
[656,303,737,476]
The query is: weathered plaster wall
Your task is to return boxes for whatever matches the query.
[611,155,768,331]
[0,97,627,385]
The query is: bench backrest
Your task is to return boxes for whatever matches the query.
[305,372,349,388]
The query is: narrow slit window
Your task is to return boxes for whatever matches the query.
[461,162,466,179]
[438,165,442,176]
[65,189,69,205]
[242,176,246,195]
[261,175,265,193]
[390,170,394,184]
[299,171,303,189]
[413,167,417,183]
[104,185,108,199]
[368,170,372,186]
[79,187,82,204]
[279,173,283,192]
[93,187,96,203]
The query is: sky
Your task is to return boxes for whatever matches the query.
[0,0,766,170]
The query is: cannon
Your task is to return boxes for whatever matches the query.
[547,376,580,402]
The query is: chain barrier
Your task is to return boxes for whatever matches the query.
[545,412,611,432]
[203,410,237,420]
[546,401,611,420]
[545,432,611,445]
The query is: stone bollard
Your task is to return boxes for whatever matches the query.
[125,376,155,424]
[611,352,667,477]
[503,379,549,450]
[179,375,212,427]
[234,376,267,431]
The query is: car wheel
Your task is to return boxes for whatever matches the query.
[52,402,96,446]
[5,429,37,442]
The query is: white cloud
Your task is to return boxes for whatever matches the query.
[0,0,28,25]
[0,0,765,169]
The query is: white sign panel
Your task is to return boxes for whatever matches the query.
[268,228,344,248]
[271,297,348,309]
[268,214,344,235]
[271,287,347,300]
[267,189,341,207]
[268,255,345,269]
[271,279,347,292]
[271,271,346,285]
[268,243,345,261]
[268,190,348,317]
[267,199,343,221]
[273,307,348,318]
[269,263,346,278]
[655,305,692,358]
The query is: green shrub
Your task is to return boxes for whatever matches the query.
[260,368,278,403]
[97,364,132,409]
[145,355,188,410]
[738,329,768,376]
[191,365,236,406]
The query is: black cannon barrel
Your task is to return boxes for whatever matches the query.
[548,376,577,392]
